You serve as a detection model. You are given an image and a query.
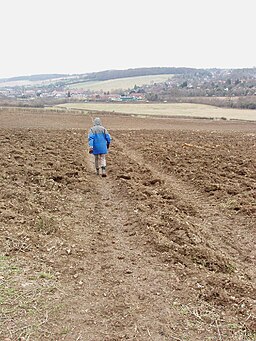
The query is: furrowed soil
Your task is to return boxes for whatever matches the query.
[0,109,256,340]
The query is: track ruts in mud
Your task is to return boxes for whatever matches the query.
[114,137,255,267]
[1,125,255,340]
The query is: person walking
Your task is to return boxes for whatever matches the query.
[88,117,111,177]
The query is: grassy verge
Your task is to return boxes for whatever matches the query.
[0,254,61,340]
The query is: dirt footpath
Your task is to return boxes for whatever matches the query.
[0,110,256,340]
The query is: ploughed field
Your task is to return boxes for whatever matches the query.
[0,111,256,340]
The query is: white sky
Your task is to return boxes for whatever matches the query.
[0,0,255,78]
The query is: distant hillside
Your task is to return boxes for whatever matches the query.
[0,67,207,85]
[0,74,72,83]
[85,67,209,81]
[1,67,256,85]
[68,74,175,91]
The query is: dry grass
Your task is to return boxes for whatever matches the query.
[57,102,256,121]
[68,74,174,91]
[0,255,61,340]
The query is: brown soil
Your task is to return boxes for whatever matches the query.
[0,109,256,340]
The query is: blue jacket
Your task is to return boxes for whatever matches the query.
[88,118,111,155]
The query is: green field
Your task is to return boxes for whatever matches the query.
[57,102,256,121]
[68,74,174,91]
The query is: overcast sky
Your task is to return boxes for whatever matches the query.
[0,0,255,78]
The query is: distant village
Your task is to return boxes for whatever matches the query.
[0,68,255,108]
[0,84,146,102]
